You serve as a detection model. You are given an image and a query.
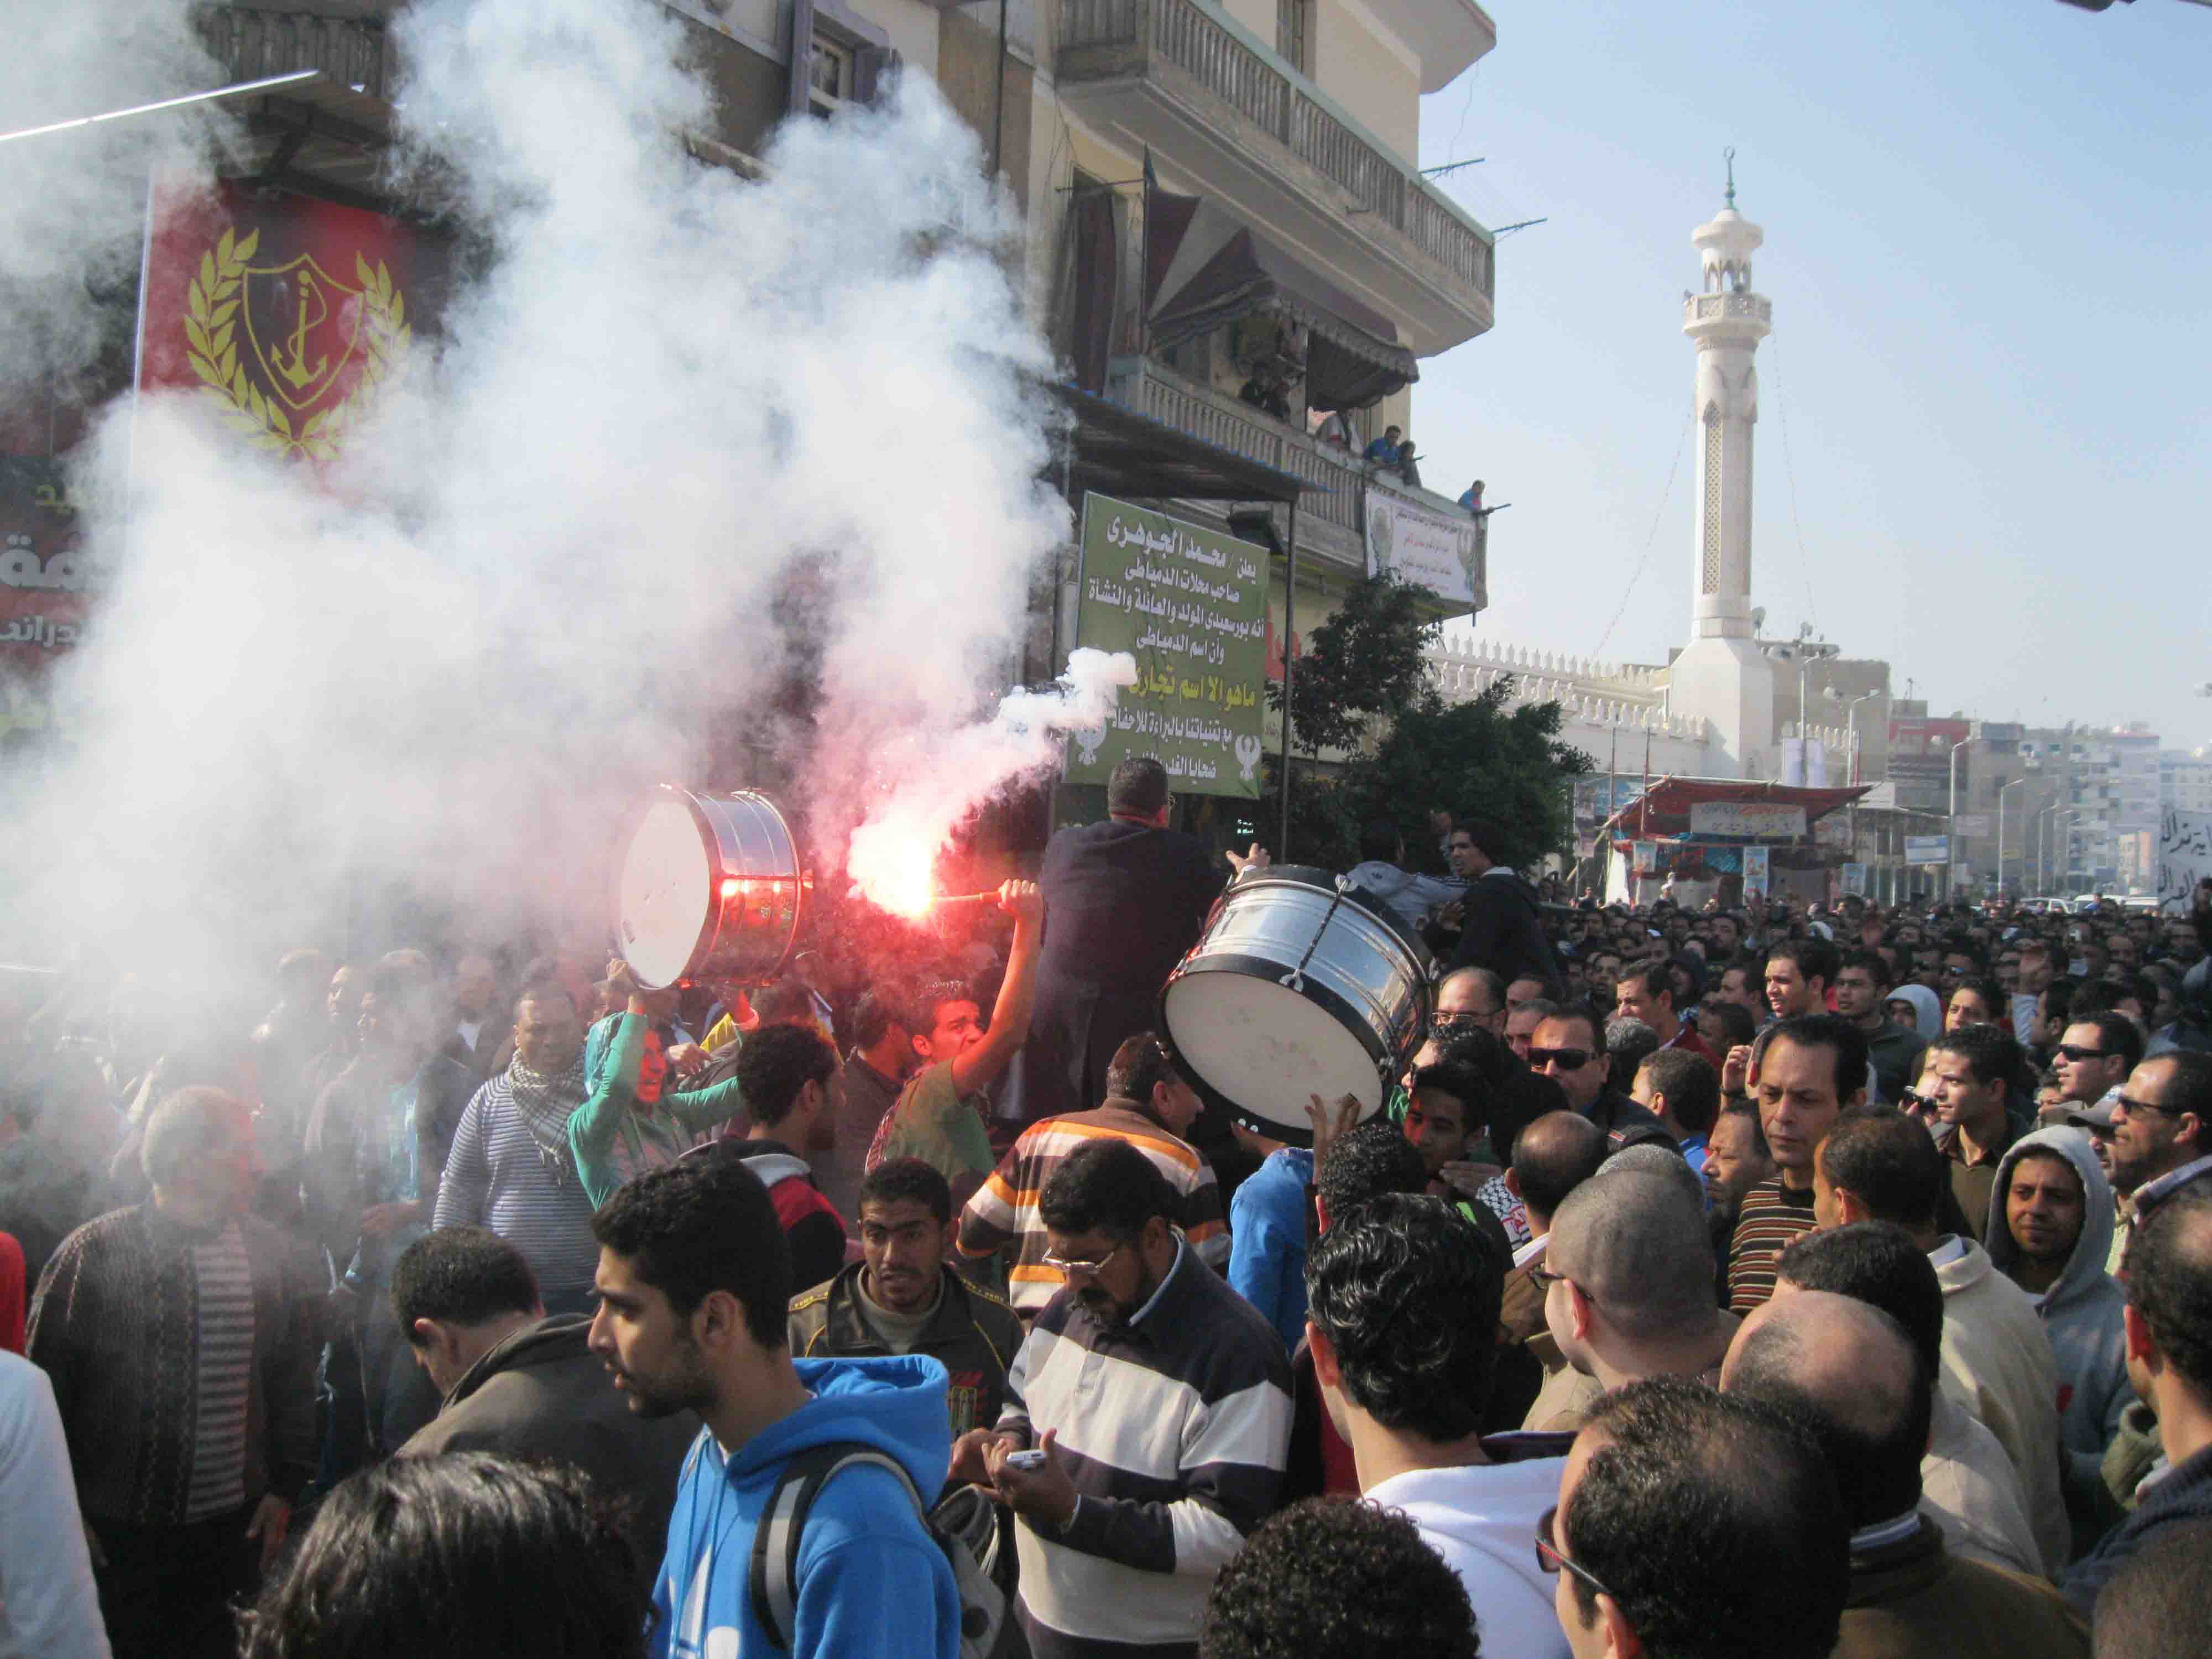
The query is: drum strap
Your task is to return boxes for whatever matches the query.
[1279,875,1353,994]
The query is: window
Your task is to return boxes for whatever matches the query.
[1276,0,1310,75]
[808,36,852,117]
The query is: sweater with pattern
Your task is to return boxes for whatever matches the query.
[27,1203,319,1526]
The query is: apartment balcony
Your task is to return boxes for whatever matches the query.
[1057,0,1495,359]
[195,6,397,198]
[1099,356,1482,618]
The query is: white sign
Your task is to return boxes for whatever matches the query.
[1688,801,1808,839]
[1953,815,1991,837]
[1841,863,1868,896]
[1741,844,1771,899]
[2159,809,2212,904]
[1365,486,1484,609]
[1905,835,1950,867]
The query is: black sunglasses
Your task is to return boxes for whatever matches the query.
[1536,1504,1610,1599]
[2056,1044,2114,1063]
[1527,1046,1595,1071]
[1898,1088,1938,1114]
[2114,1094,2187,1119]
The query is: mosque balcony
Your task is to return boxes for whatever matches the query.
[1057,0,1495,358]
[1682,289,1772,344]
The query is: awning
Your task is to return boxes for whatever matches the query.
[1601,776,1871,840]
[1043,380,1311,505]
[1146,190,1418,413]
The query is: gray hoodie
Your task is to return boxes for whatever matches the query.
[1984,1125,2132,1514]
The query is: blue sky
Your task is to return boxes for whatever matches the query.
[1412,1,2210,747]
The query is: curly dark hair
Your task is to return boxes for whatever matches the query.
[237,1453,646,1659]
[858,1157,953,1228]
[1038,1137,1172,1241]
[1563,1378,1847,1659]
[591,1156,789,1347]
[1313,1118,1427,1224]
[2130,1186,2212,1399]
[1304,1193,1500,1441]
[734,1021,837,1129]
[1198,1497,1477,1659]
[390,1228,540,1343]
[1925,1021,2021,1089]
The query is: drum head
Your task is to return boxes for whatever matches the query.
[615,799,711,989]
[1162,969,1385,1146]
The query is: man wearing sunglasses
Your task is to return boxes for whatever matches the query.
[2100,1051,2212,1277]
[1546,1377,1849,1659]
[2052,1014,2142,1114]
[1526,1008,1671,1155]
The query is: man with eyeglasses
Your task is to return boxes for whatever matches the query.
[1303,1193,1573,1659]
[952,1138,1289,1659]
[1526,1007,1672,1155]
[2098,1051,2212,1277]
[1546,1376,1849,1659]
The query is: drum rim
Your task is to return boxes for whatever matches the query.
[1160,953,1412,1150]
[613,786,806,990]
[1222,864,1430,962]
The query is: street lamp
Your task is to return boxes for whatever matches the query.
[1947,734,1981,900]
[1997,774,2032,900]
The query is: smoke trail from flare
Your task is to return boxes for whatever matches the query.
[845,648,1136,917]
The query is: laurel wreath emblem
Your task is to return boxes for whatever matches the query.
[182,228,411,461]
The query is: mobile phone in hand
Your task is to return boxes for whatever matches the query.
[1005,1449,1048,1472]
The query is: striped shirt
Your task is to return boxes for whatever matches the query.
[1726,1175,1819,1314]
[433,1080,603,1297]
[957,1103,1229,1314]
[997,1239,1291,1657]
[185,1228,254,1520]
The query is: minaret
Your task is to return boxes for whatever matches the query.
[1667,152,1775,778]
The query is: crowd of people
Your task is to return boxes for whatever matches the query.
[1,753,2208,1658]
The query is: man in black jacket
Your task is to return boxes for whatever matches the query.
[1006,755,1254,1130]
[390,1226,695,1594]
[1441,820,1562,993]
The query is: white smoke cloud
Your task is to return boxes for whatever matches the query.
[3,0,1116,1001]
[0,0,228,395]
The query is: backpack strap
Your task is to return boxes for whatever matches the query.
[749,1442,926,1652]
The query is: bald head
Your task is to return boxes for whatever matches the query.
[1509,1110,1608,1232]
[1723,1289,1929,1527]
[1550,1170,1716,1343]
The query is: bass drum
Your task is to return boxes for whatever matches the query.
[612,787,808,990]
[1159,865,1430,1148]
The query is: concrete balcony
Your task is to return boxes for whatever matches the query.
[1099,357,1483,619]
[1058,0,1495,359]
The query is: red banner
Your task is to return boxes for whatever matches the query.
[137,179,432,462]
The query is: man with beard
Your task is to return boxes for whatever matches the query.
[432,979,604,1317]
[588,1156,962,1659]
[949,1138,1290,1658]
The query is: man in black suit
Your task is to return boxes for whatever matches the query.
[1006,755,1256,1130]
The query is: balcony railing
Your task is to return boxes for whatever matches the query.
[1685,293,1772,325]
[1105,358,1364,539]
[199,7,393,100]
[1060,0,1493,300]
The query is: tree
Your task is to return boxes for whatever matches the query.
[1342,676,1592,874]
[1269,571,1441,758]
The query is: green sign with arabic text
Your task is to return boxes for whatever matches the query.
[1066,494,1267,799]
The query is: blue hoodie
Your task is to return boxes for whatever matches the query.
[652,1355,961,1659]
